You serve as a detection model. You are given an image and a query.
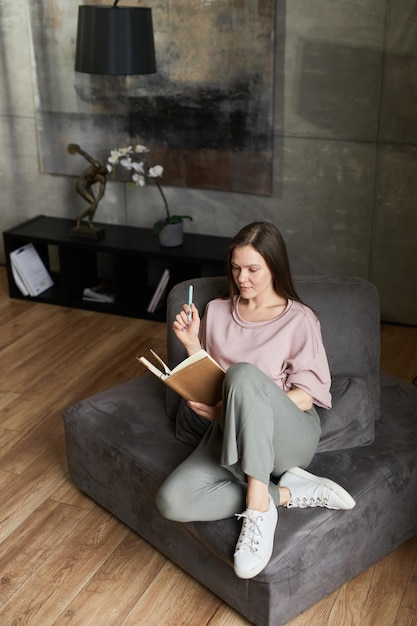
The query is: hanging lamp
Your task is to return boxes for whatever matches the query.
[75,1,156,75]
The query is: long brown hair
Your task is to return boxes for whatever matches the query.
[225,221,304,305]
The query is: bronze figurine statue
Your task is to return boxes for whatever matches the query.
[68,144,108,238]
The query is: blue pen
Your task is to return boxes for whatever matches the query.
[188,284,193,322]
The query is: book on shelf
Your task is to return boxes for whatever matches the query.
[10,243,54,297]
[147,268,170,313]
[137,348,225,406]
[82,282,115,303]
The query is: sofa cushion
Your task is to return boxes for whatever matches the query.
[176,375,374,452]
[316,376,374,451]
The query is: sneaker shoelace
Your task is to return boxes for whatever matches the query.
[234,511,264,554]
[288,495,329,508]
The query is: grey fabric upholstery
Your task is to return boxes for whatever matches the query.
[62,276,417,626]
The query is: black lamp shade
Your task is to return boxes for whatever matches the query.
[75,5,156,75]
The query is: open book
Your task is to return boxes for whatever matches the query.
[137,349,225,406]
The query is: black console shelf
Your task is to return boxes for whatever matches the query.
[3,215,229,321]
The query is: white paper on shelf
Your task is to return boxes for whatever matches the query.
[10,263,29,296]
[10,243,54,297]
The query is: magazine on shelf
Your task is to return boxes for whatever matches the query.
[137,348,225,405]
[82,283,115,303]
[147,268,170,313]
[10,243,54,297]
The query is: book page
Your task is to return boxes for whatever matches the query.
[149,349,171,375]
[171,349,224,374]
[137,356,168,380]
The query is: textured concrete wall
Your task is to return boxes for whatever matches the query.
[0,1,416,323]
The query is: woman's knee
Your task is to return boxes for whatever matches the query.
[155,477,194,522]
[155,483,178,521]
[225,362,260,391]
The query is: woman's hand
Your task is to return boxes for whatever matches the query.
[286,386,313,411]
[172,303,201,355]
[187,400,222,422]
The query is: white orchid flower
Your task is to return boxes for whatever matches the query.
[132,173,146,186]
[148,165,164,178]
[131,161,145,174]
[108,149,121,165]
[134,144,149,153]
[120,157,134,170]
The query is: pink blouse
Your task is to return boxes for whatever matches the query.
[200,296,332,409]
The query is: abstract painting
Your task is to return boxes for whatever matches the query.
[28,1,276,195]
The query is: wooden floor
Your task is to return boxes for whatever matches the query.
[0,265,416,626]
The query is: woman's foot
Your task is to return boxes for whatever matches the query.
[234,495,278,579]
[278,467,356,510]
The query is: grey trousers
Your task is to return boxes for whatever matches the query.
[156,363,322,522]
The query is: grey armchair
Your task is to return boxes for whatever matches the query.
[63,276,417,625]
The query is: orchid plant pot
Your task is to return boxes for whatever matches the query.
[152,215,192,247]
[157,221,184,247]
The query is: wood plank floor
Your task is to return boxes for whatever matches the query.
[0,266,416,625]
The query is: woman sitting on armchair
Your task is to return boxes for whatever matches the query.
[156,221,355,580]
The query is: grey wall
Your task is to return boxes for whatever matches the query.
[1,1,416,324]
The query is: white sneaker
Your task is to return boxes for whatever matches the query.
[234,495,278,579]
[279,467,356,510]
